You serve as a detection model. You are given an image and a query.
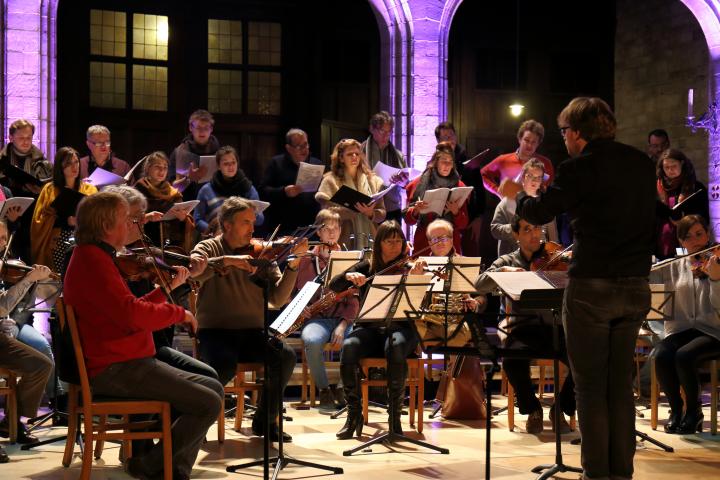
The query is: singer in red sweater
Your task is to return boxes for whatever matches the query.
[63,191,223,480]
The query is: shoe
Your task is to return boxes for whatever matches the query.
[124,456,153,480]
[0,419,39,445]
[676,409,704,434]
[663,410,683,434]
[526,409,544,434]
[0,445,8,463]
[549,406,572,434]
[318,388,337,414]
[251,416,292,442]
[333,385,346,408]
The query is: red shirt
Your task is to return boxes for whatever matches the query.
[64,244,185,377]
[480,152,554,198]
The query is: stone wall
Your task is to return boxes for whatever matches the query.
[615,0,709,183]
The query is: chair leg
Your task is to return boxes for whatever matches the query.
[94,414,107,459]
[538,365,546,400]
[301,350,308,404]
[417,363,425,433]
[507,379,515,432]
[81,411,94,480]
[121,413,132,463]
[8,389,17,444]
[362,381,370,426]
[651,358,658,430]
[711,359,718,436]
[63,388,79,467]
[235,387,245,431]
[162,406,173,480]
[409,373,416,429]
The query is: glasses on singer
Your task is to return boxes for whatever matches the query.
[92,141,111,148]
[429,236,451,245]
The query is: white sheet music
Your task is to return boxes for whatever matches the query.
[486,271,554,301]
[271,282,321,334]
[419,256,481,292]
[357,274,433,322]
[326,250,363,288]
[296,162,325,192]
[419,186,473,215]
[248,199,270,215]
[160,200,200,221]
[0,197,34,219]
[86,168,126,187]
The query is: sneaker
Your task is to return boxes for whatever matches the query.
[549,406,572,434]
[526,409,544,434]
[318,388,337,414]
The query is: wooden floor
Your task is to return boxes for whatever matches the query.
[2,395,719,479]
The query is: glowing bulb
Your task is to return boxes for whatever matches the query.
[509,104,525,117]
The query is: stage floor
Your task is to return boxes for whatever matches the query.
[2,395,719,479]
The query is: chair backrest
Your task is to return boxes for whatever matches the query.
[56,297,94,408]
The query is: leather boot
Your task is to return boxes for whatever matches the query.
[336,364,363,439]
[387,362,406,436]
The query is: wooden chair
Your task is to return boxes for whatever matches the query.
[650,356,718,434]
[301,343,341,406]
[0,368,18,443]
[359,358,424,433]
[57,298,173,480]
[505,359,576,432]
[218,362,263,443]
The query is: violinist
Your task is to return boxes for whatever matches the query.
[190,196,308,443]
[0,220,54,446]
[30,147,98,272]
[650,214,720,434]
[329,220,423,439]
[296,209,358,414]
[474,216,575,435]
[64,192,223,480]
[491,159,558,256]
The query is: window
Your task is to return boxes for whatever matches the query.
[207,18,282,115]
[88,9,168,111]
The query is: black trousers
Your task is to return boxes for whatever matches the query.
[197,328,296,419]
[653,328,720,414]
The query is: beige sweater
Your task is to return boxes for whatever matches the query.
[315,171,386,248]
[191,236,298,330]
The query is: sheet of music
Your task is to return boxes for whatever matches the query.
[357,273,433,322]
[326,250,363,288]
[419,256,481,292]
[485,271,555,301]
[270,282,321,334]
[296,162,325,192]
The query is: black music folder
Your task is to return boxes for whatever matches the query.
[0,159,46,187]
[51,187,86,219]
[329,185,373,213]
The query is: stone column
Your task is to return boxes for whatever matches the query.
[367,0,463,170]
[2,0,58,156]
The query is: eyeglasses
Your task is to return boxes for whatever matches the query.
[524,173,543,182]
[429,235,451,245]
[559,126,571,137]
[90,141,111,148]
[289,142,309,150]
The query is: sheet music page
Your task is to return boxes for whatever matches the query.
[296,162,325,192]
[357,274,432,322]
[86,168,126,187]
[485,271,554,301]
[372,160,421,185]
[248,199,270,215]
[160,200,200,221]
[0,197,34,219]
[420,188,451,215]
[197,156,218,184]
[419,256,448,291]
[449,256,481,293]
[370,184,397,203]
[271,282,321,334]
[448,186,474,206]
[326,250,363,288]
[124,157,146,182]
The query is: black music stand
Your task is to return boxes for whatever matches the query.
[412,255,482,419]
[341,273,448,456]
[226,224,343,480]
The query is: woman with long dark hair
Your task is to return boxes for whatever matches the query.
[31,147,97,272]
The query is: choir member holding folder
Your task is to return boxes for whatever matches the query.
[316,139,386,250]
[31,147,97,272]
[404,142,469,254]
[134,151,195,251]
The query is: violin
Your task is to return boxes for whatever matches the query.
[236,236,308,267]
[530,241,572,272]
[128,245,225,272]
[0,259,61,284]
[690,243,720,279]
[114,251,178,284]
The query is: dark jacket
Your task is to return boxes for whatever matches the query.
[517,138,656,278]
[259,152,325,236]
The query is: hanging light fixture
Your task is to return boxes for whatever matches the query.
[509,0,524,117]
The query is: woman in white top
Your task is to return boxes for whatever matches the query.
[651,214,720,434]
[315,139,386,249]
[490,159,558,256]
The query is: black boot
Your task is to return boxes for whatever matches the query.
[664,410,683,434]
[337,365,363,439]
[676,407,704,434]
[387,362,406,436]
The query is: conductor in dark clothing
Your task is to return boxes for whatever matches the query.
[259,128,325,236]
[516,97,655,480]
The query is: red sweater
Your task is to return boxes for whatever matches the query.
[480,152,554,198]
[64,244,185,377]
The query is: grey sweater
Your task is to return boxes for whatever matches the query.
[191,236,298,330]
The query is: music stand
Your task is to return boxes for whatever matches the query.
[226,224,343,479]
[341,273,449,456]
